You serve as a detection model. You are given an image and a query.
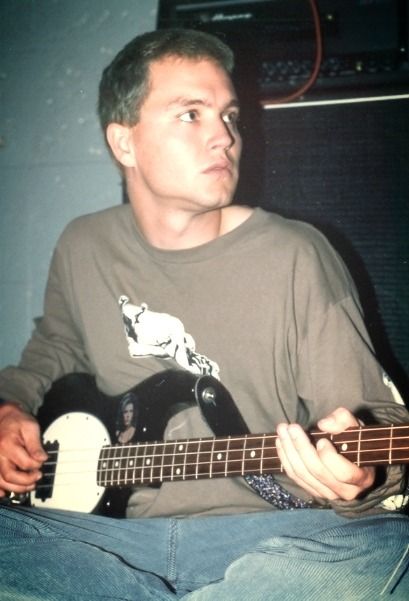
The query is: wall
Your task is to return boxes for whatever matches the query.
[0,0,158,367]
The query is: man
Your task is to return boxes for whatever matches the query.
[0,28,408,600]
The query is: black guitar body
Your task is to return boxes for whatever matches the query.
[37,370,250,517]
[9,371,407,517]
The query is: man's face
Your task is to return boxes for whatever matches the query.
[126,56,242,214]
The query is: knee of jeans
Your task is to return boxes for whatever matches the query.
[0,507,61,539]
[381,543,409,597]
[253,515,409,565]
[254,534,360,563]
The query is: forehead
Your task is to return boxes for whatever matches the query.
[143,56,237,109]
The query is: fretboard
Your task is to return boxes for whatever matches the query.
[97,424,409,488]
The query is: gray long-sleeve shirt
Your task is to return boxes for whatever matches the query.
[0,206,407,517]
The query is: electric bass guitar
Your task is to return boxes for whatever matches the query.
[9,370,409,516]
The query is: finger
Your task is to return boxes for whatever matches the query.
[2,422,47,472]
[21,422,47,463]
[0,479,37,494]
[0,459,42,493]
[2,438,44,473]
[276,424,339,499]
[276,423,370,500]
[316,437,375,498]
[276,436,326,498]
[317,407,359,434]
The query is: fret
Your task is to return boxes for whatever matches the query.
[357,427,362,467]
[211,438,229,477]
[389,424,393,465]
[131,444,138,484]
[390,426,409,463]
[105,447,113,485]
[225,436,231,477]
[149,442,157,482]
[124,444,133,484]
[174,441,187,480]
[222,436,254,476]
[181,438,200,480]
[118,447,125,484]
[140,444,148,484]
[260,434,266,474]
[196,439,213,478]
[116,446,124,485]
[111,446,123,485]
[101,446,116,486]
[123,445,132,484]
[241,435,247,475]
[159,441,166,483]
[170,441,177,481]
[209,438,216,478]
[145,442,152,484]
[263,435,279,473]
[161,441,178,482]
[244,436,268,474]
[107,447,116,485]
[182,441,188,480]
[195,439,202,479]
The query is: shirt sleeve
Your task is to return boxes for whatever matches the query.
[0,238,91,414]
[293,231,409,516]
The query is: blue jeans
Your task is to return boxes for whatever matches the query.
[0,506,408,600]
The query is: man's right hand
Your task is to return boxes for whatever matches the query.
[0,403,47,498]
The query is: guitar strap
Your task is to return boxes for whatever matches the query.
[245,474,312,510]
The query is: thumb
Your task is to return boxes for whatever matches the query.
[22,421,47,462]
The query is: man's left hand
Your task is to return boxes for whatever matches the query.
[276,407,375,501]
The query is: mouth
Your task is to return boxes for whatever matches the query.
[202,161,234,176]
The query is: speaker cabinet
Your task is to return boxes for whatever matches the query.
[238,94,409,397]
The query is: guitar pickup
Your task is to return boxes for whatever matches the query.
[35,440,59,501]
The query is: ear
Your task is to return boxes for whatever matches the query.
[106,123,136,168]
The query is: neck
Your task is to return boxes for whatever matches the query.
[131,204,225,250]
[128,193,253,251]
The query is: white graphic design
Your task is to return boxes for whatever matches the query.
[119,296,220,378]
[382,371,405,406]
[380,370,408,512]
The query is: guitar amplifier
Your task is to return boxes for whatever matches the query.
[236,94,409,397]
[157,0,409,100]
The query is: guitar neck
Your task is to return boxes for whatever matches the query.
[97,423,409,488]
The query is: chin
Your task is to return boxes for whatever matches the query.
[205,188,237,208]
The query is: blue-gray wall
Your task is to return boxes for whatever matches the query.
[0,0,158,368]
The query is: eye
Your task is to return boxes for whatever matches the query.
[222,111,240,126]
[179,110,198,123]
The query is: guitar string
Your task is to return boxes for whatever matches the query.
[41,441,409,464]
[36,454,409,489]
[36,425,409,490]
[40,430,409,465]
[35,440,409,491]
[41,425,409,457]
[41,430,409,463]
[40,445,409,478]
[35,452,409,491]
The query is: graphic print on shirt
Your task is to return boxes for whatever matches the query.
[119,295,220,378]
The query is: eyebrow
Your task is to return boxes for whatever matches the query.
[166,97,240,111]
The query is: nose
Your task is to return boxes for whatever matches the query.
[208,117,236,151]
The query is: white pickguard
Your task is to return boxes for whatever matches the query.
[31,412,110,513]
